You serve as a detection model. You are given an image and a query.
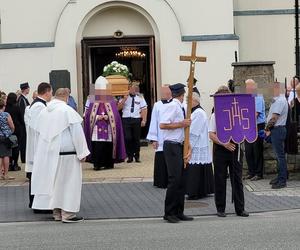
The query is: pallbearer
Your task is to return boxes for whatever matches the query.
[147,85,172,188]
[160,83,193,223]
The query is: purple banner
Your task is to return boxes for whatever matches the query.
[214,94,257,144]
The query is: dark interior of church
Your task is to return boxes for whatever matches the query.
[90,45,152,138]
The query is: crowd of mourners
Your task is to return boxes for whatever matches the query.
[0,76,297,223]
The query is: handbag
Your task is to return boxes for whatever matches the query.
[0,125,18,148]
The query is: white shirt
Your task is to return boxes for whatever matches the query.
[208,113,216,133]
[288,90,298,105]
[121,95,147,118]
[160,98,185,143]
[146,100,168,152]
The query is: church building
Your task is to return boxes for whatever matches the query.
[0,0,296,112]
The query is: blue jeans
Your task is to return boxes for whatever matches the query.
[271,126,287,184]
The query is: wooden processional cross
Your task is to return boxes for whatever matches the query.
[180,41,207,166]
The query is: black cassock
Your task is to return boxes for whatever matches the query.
[18,95,30,163]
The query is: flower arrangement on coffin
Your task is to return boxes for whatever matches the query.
[102,61,131,96]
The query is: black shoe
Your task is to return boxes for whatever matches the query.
[243,174,254,180]
[62,216,84,223]
[236,211,249,217]
[250,175,263,181]
[269,177,278,185]
[135,158,141,163]
[187,195,200,200]
[271,182,287,189]
[127,157,133,163]
[176,214,194,221]
[33,209,53,214]
[163,215,180,223]
[217,212,227,217]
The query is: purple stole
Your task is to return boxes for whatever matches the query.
[89,102,118,158]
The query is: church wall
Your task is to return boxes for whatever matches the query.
[234,0,295,81]
[0,0,69,43]
[0,48,54,101]
[168,0,235,35]
[233,0,293,11]
[0,0,238,113]
[82,7,154,37]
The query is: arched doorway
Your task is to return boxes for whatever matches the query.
[80,6,157,137]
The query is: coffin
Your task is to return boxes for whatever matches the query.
[105,75,129,96]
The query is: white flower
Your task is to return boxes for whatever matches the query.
[103,66,108,72]
[113,67,117,71]
[111,61,118,65]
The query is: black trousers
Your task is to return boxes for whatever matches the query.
[245,123,265,177]
[92,141,114,169]
[26,172,34,208]
[122,118,141,158]
[19,126,26,163]
[213,145,245,213]
[153,151,168,189]
[163,141,186,216]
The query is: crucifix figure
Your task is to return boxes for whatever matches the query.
[180,41,207,166]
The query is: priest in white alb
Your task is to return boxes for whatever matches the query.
[31,88,90,223]
[146,85,172,188]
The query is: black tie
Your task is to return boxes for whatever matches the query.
[130,95,135,113]
[182,107,186,118]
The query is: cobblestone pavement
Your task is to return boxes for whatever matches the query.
[1,146,300,222]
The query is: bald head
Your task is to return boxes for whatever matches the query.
[245,79,257,94]
[55,88,69,102]
[160,85,172,100]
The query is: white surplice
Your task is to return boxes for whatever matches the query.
[31,99,90,212]
[24,102,46,173]
[189,108,212,164]
[146,101,166,152]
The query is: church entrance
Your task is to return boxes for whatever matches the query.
[81,36,156,138]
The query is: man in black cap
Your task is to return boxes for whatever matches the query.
[160,83,193,223]
[18,82,30,163]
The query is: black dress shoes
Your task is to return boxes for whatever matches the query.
[217,212,227,217]
[236,211,249,217]
[271,182,287,189]
[163,215,180,223]
[134,158,141,163]
[127,157,133,163]
[269,177,278,185]
[177,214,194,221]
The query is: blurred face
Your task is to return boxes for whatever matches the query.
[290,78,299,89]
[177,93,185,103]
[45,89,53,102]
[245,81,256,94]
[192,98,199,108]
[23,88,30,95]
[161,86,171,100]
[129,85,136,95]
[273,84,281,97]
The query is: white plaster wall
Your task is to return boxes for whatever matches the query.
[0,48,54,101]
[83,7,154,37]
[0,0,237,112]
[233,0,293,11]
[235,14,294,81]
[0,0,69,43]
[170,0,235,35]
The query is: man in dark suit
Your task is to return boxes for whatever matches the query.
[17,82,30,163]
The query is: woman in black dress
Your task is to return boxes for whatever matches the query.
[5,92,24,171]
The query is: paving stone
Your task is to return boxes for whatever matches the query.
[1,181,300,222]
